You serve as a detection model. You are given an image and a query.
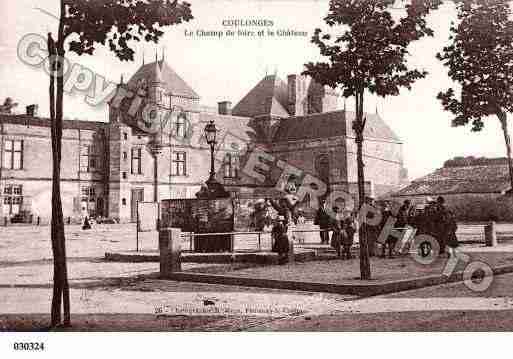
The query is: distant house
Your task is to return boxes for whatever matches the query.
[392,156,513,221]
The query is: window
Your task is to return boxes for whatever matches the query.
[122,172,127,179]
[315,154,330,186]
[123,152,127,160]
[123,133,128,140]
[80,145,98,172]
[171,151,186,176]
[131,147,142,174]
[174,112,187,138]
[122,198,127,206]
[3,140,23,170]
[223,153,239,178]
[81,186,96,202]
[3,184,23,215]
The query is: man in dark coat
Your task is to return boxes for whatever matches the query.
[362,197,379,257]
[315,199,331,244]
[434,196,459,257]
[380,203,396,258]
[272,215,289,264]
[330,207,344,257]
[396,200,411,229]
[342,211,356,259]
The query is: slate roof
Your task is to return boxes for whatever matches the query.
[345,111,401,142]
[127,60,200,99]
[198,113,258,145]
[393,161,512,196]
[272,110,401,143]
[0,114,107,131]
[273,110,346,142]
[231,75,290,118]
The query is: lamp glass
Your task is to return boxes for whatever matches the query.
[204,120,217,145]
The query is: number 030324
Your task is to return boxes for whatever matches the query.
[13,342,45,351]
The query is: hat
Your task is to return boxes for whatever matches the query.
[277,215,285,221]
[425,196,434,203]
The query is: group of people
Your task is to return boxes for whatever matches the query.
[314,195,459,259]
[401,196,459,256]
[315,200,357,259]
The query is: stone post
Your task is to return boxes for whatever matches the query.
[159,227,182,276]
[485,221,498,247]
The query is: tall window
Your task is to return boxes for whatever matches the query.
[3,140,23,170]
[3,184,23,214]
[223,153,239,178]
[80,145,98,172]
[174,112,187,139]
[171,151,186,176]
[131,147,142,174]
[315,154,330,187]
[81,186,96,203]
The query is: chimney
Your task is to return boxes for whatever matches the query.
[287,74,308,116]
[26,104,38,117]
[287,74,297,115]
[218,101,232,115]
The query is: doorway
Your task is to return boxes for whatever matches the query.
[131,188,144,222]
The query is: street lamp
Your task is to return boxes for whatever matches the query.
[146,105,183,203]
[196,119,229,199]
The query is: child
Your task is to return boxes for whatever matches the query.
[342,211,356,259]
[330,207,344,257]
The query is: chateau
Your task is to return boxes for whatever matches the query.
[0,59,407,223]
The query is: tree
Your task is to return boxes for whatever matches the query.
[303,0,440,279]
[437,0,513,192]
[47,0,192,327]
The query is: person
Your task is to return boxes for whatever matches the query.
[434,196,459,257]
[272,215,290,264]
[81,206,91,230]
[396,200,411,229]
[82,216,91,230]
[380,203,396,258]
[315,199,331,244]
[362,196,379,256]
[269,175,300,226]
[330,207,344,257]
[294,209,306,244]
[342,210,356,259]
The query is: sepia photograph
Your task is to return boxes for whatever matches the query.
[1,0,513,355]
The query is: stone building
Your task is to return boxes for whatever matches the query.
[0,59,407,223]
[391,156,513,221]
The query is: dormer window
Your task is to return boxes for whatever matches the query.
[224,153,239,178]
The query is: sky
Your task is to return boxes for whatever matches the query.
[0,0,511,180]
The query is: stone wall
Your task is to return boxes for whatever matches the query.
[392,193,513,222]
[1,121,107,223]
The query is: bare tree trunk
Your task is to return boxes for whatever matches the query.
[498,110,513,194]
[354,90,371,280]
[49,0,71,327]
[56,0,71,325]
[48,33,63,327]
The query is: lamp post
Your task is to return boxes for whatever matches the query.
[146,105,183,204]
[196,119,229,199]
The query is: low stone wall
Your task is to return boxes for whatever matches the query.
[392,193,513,222]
